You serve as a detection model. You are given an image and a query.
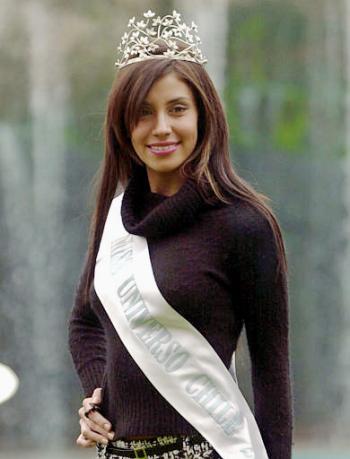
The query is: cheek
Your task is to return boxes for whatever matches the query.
[131,126,144,150]
[180,116,198,145]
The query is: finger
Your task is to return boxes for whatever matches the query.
[84,416,115,440]
[78,403,112,436]
[82,404,101,420]
[80,418,110,445]
[79,397,101,416]
[85,410,113,432]
[76,433,96,448]
[79,401,101,419]
[91,387,102,403]
[82,397,99,412]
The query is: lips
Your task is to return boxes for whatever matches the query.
[147,142,180,156]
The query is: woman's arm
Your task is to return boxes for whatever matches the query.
[68,255,107,397]
[237,213,293,459]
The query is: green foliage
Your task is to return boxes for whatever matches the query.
[225,1,308,155]
[272,84,308,152]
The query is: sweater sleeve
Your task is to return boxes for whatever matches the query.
[237,212,293,459]
[68,254,107,397]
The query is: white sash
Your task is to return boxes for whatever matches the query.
[94,194,268,459]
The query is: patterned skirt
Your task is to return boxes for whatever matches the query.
[96,434,223,459]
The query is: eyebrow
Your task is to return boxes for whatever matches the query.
[142,97,191,107]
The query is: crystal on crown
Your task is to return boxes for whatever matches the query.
[115,10,207,69]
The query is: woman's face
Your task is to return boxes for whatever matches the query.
[130,72,198,195]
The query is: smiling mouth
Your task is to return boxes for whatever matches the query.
[147,143,180,155]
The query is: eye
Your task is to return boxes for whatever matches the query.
[171,105,187,114]
[139,107,152,117]
[172,105,186,113]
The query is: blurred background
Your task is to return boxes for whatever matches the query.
[1,0,349,457]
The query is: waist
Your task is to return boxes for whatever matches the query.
[110,433,204,447]
[97,433,219,458]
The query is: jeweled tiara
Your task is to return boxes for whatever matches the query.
[115,9,208,69]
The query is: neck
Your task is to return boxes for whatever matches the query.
[121,165,210,239]
[146,168,185,197]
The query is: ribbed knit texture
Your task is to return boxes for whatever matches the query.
[68,166,293,459]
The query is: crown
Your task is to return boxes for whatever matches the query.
[115,10,208,69]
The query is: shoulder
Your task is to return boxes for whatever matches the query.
[205,197,274,245]
[214,200,286,291]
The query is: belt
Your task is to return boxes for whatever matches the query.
[105,434,204,458]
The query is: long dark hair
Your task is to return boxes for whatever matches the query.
[80,58,288,304]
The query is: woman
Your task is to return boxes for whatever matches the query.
[68,9,293,459]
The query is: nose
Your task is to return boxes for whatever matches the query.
[152,112,172,137]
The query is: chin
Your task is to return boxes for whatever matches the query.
[150,168,180,176]
[148,160,183,173]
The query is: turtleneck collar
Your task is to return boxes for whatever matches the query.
[121,166,208,239]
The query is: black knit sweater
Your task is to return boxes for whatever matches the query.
[68,166,293,458]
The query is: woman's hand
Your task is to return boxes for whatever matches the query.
[77,387,115,448]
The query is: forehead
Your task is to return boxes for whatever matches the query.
[144,72,194,103]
